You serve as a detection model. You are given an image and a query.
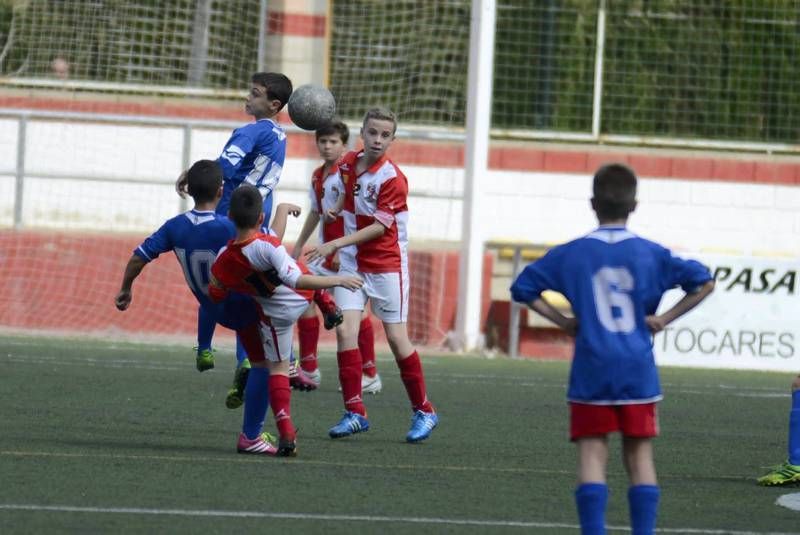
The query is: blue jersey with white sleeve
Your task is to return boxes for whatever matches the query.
[134,210,236,311]
[510,226,712,404]
[216,118,287,218]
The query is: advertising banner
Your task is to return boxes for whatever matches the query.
[654,253,800,372]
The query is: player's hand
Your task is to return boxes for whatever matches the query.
[645,315,666,334]
[562,317,578,337]
[331,250,341,272]
[323,208,340,223]
[276,203,302,218]
[306,242,337,263]
[336,276,363,290]
[115,290,132,311]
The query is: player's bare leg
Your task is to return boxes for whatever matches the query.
[575,436,610,533]
[622,436,660,534]
[622,437,657,485]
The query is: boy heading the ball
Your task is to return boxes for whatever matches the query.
[176,72,294,374]
[216,72,292,223]
[511,163,715,534]
[307,108,438,443]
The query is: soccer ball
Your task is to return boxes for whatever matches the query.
[287,84,336,131]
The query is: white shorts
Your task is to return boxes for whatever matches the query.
[334,270,409,323]
[307,260,337,277]
[255,317,295,363]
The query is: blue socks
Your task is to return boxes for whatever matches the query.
[575,483,608,535]
[789,390,800,465]
[242,367,269,440]
[197,305,216,352]
[235,335,248,367]
[628,485,659,535]
[576,483,659,534]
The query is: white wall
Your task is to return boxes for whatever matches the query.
[2,118,800,258]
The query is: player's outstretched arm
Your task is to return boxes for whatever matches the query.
[115,255,148,311]
[270,203,302,242]
[292,210,321,259]
[305,221,385,263]
[645,279,715,333]
[530,297,578,336]
[295,274,363,291]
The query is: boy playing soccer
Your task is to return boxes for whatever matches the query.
[210,185,362,456]
[510,164,714,534]
[307,108,438,443]
[292,120,380,391]
[757,374,800,486]
[216,71,293,221]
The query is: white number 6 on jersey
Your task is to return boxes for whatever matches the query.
[592,266,635,333]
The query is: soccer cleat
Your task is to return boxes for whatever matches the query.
[362,373,382,395]
[237,432,277,456]
[757,460,800,486]
[302,367,321,386]
[195,348,215,372]
[337,373,380,394]
[323,306,343,330]
[313,290,344,330]
[225,359,251,409]
[276,436,298,457]
[406,410,438,443]
[289,363,318,391]
[329,411,370,438]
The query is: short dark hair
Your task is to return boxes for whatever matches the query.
[362,107,397,134]
[252,72,293,110]
[592,163,637,220]
[186,160,223,203]
[229,185,263,229]
[315,120,350,144]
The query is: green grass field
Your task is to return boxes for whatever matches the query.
[0,334,798,534]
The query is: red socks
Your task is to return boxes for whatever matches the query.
[269,374,296,440]
[337,349,366,416]
[358,317,377,378]
[297,316,320,372]
[397,351,434,413]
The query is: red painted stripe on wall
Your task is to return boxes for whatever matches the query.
[267,12,326,38]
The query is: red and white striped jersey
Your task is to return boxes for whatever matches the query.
[338,150,409,274]
[309,163,345,271]
[210,232,313,321]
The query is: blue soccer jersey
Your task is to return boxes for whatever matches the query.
[216,118,287,218]
[510,226,712,404]
[134,209,237,311]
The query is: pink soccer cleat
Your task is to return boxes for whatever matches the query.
[236,432,278,455]
[289,363,318,391]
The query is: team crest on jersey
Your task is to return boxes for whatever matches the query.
[365,183,377,201]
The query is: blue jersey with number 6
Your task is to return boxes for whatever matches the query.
[510,226,712,404]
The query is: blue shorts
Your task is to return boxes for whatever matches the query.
[208,292,260,331]
[217,183,273,223]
